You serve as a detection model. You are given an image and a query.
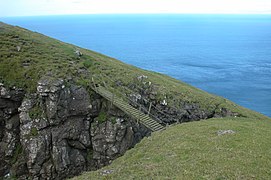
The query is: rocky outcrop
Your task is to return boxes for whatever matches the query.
[18,78,92,179]
[91,117,149,169]
[0,78,149,179]
[0,84,25,178]
[0,75,238,179]
[127,75,239,124]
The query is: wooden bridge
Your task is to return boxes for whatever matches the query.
[91,83,165,132]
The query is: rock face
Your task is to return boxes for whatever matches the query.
[18,78,92,179]
[0,76,237,179]
[0,79,149,179]
[128,75,239,125]
[0,84,25,178]
[91,118,148,169]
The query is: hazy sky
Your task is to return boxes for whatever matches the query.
[1,0,271,17]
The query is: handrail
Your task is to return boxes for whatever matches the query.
[97,70,180,115]
[91,84,165,131]
[90,74,165,126]
[91,73,171,120]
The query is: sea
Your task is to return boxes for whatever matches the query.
[1,14,271,117]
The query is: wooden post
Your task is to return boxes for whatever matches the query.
[92,77,97,91]
[100,75,107,88]
[148,102,152,115]
[111,94,114,107]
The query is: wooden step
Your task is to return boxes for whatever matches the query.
[145,122,163,129]
[91,84,165,132]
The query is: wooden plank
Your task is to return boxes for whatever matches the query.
[90,84,165,132]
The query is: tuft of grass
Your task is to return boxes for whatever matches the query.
[11,143,23,164]
[87,148,94,161]
[77,78,89,88]
[110,117,117,124]
[75,117,271,179]
[97,111,108,124]
[29,105,43,119]
[83,59,92,68]
[30,127,38,137]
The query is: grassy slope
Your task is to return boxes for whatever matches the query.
[1,22,271,179]
[76,117,271,179]
[0,22,267,120]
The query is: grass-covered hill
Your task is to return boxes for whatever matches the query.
[0,22,271,179]
[76,117,271,179]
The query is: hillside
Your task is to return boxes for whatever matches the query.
[0,22,265,120]
[76,117,271,179]
[0,22,270,179]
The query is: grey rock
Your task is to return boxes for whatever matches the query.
[130,93,141,102]
[100,169,114,176]
[16,46,21,52]
[75,50,82,57]
[0,79,152,179]
[90,119,142,168]
[37,77,63,96]
[217,130,236,136]
[0,86,11,98]
[0,86,25,178]
[137,75,148,81]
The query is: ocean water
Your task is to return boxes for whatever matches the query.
[1,14,271,117]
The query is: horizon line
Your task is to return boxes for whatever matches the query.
[1,12,271,18]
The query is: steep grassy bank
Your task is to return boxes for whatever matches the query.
[76,117,271,179]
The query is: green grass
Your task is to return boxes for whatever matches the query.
[96,111,108,123]
[75,117,271,179]
[0,22,82,91]
[29,104,43,119]
[83,59,92,68]
[11,143,23,164]
[30,127,38,137]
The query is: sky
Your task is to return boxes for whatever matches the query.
[0,0,271,17]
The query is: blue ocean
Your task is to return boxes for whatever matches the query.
[1,14,271,117]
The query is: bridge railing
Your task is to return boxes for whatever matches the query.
[90,74,166,125]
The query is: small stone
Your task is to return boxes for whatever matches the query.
[137,75,148,81]
[116,118,124,124]
[75,50,82,56]
[100,169,114,176]
[4,173,11,178]
[161,99,167,106]
[0,86,11,98]
[217,130,236,136]
[130,93,141,102]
